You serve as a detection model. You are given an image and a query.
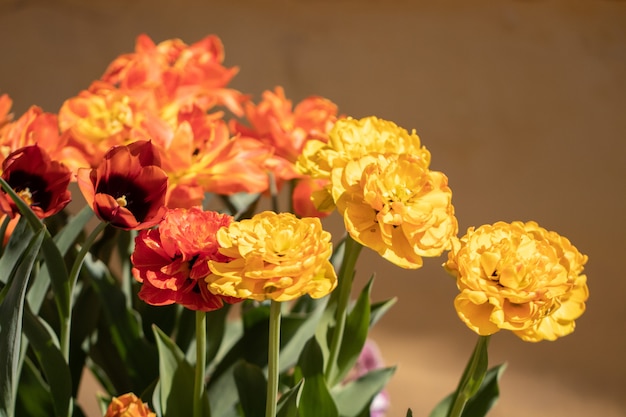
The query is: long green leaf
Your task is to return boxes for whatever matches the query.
[276,379,303,417]
[23,305,72,417]
[333,276,374,386]
[14,356,55,417]
[86,256,159,392]
[233,360,267,417]
[297,338,338,417]
[333,367,395,417]
[0,217,33,289]
[0,229,44,417]
[431,335,490,417]
[369,297,397,328]
[153,325,196,417]
[430,364,507,417]
[0,177,70,317]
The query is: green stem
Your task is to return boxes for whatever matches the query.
[268,172,279,213]
[60,221,108,361]
[120,230,137,310]
[194,310,208,417]
[265,300,282,417]
[447,335,491,417]
[324,234,362,385]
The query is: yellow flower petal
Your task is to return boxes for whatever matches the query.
[444,221,589,342]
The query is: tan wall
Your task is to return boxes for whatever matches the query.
[1,1,625,416]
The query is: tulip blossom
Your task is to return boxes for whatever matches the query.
[297,116,432,214]
[207,211,337,302]
[77,140,167,230]
[334,153,457,269]
[0,104,88,174]
[291,177,331,219]
[0,94,14,129]
[444,221,589,342]
[0,145,71,219]
[230,87,339,216]
[230,86,338,163]
[146,105,271,207]
[132,207,241,311]
[101,33,246,117]
[297,116,457,268]
[104,393,155,417]
[58,82,150,166]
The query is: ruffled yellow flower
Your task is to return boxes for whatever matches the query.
[206,211,337,302]
[298,115,457,269]
[334,153,457,269]
[104,393,155,417]
[297,116,431,212]
[443,221,589,342]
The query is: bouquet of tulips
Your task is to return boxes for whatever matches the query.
[0,34,589,417]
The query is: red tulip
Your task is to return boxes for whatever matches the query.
[0,145,71,219]
[77,140,167,230]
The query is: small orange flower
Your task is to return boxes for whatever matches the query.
[77,140,167,230]
[58,82,149,166]
[101,34,246,117]
[104,393,155,417]
[149,105,271,206]
[291,177,331,219]
[131,207,241,311]
[0,145,71,219]
[230,87,339,188]
[231,86,338,162]
[0,93,13,129]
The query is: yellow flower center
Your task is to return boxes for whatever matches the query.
[17,187,34,205]
[116,195,128,207]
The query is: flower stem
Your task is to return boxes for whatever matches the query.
[194,310,208,417]
[324,234,362,386]
[447,335,491,417]
[265,300,282,417]
[61,220,108,361]
[268,171,279,213]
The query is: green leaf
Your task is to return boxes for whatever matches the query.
[26,207,93,332]
[297,338,338,417]
[68,281,102,392]
[333,366,396,417]
[233,360,267,417]
[85,255,159,392]
[276,379,303,417]
[0,228,44,417]
[22,305,72,417]
[205,305,232,365]
[222,193,261,220]
[279,297,328,373]
[207,364,240,417]
[0,177,71,318]
[369,297,397,328]
[430,336,491,417]
[406,409,413,417]
[14,356,55,417]
[153,325,198,417]
[461,363,507,416]
[430,364,507,417]
[0,217,33,289]
[333,276,374,386]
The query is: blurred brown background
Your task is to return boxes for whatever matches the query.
[1,0,624,416]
